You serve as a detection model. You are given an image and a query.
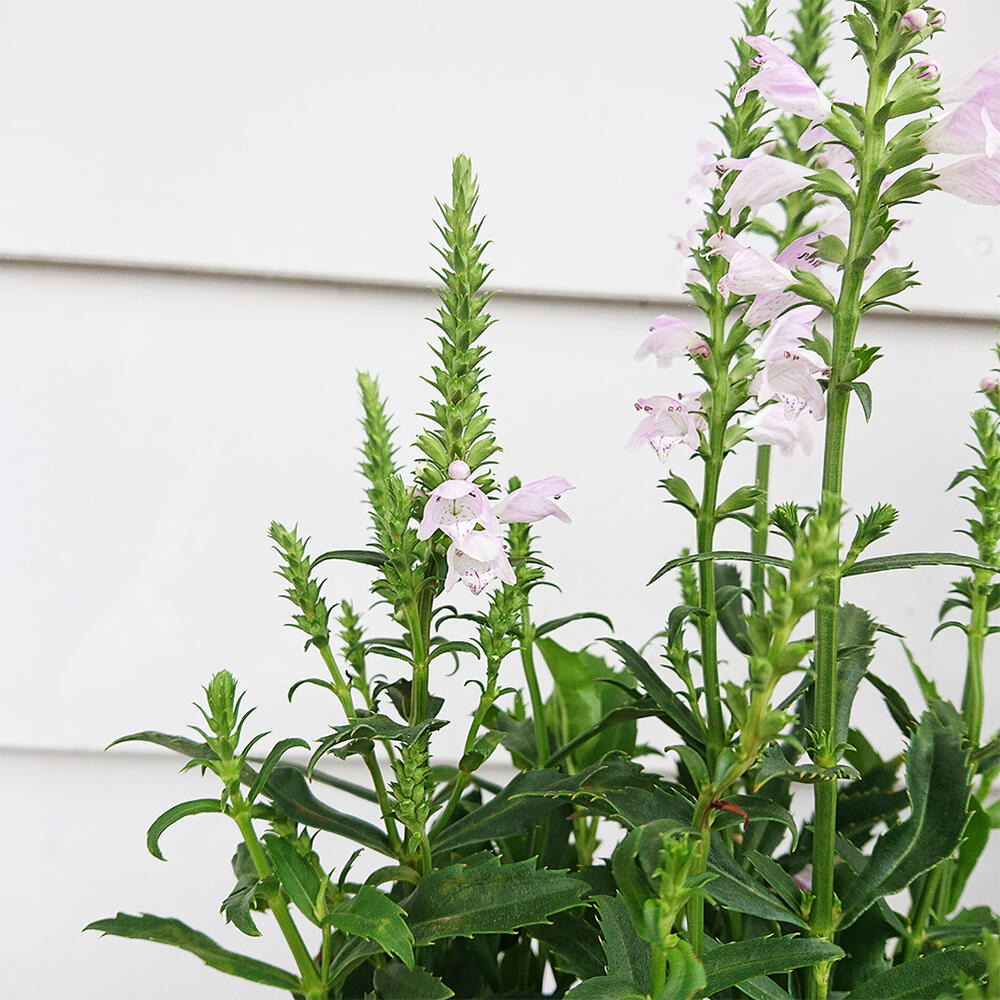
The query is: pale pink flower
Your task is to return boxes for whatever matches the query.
[745,236,829,328]
[717,153,813,217]
[444,531,515,595]
[716,247,792,299]
[625,394,703,463]
[926,84,1000,154]
[635,314,709,367]
[417,460,501,542]
[900,9,928,32]
[754,357,827,420]
[981,375,999,392]
[747,404,815,456]
[936,109,1000,205]
[494,477,574,524]
[757,305,824,364]
[930,11,946,28]
[937,52,1000,104]
[736,35,832,123]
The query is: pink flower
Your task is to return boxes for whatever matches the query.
[936,109,1000,205]
[494,477,574,524]
[635,314,709,367]
[900,9,928,32]
[625,394,704,463]
[980,375,999,392]
[757,305,824,364]
[747,404,815,456]
[926,84,1000,154]
[915,60,940,82]
[444,531,515,595]
[416,460,501,542]
[716,153,813,217]
[753,306,828,421]
[937,52,1000,105]
[736,35,832,123]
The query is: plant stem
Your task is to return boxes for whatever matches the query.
[963,567,990,746]
[230,791,323,997]
[751,445,772,612]
[520,611,550,765]
[651,942,669,996]
[686,793,714,957]
[903,866,944,962]
[808,38,890,1000]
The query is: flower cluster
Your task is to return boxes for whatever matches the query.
[417,460,572,594]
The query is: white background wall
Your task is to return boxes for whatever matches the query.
[2,2,998,996]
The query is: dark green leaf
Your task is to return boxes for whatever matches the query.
[526,911,606,981]
[950,799,993,910]
[263,766,392,857]
[544,702,660,770]
[648,551,790,587]
[851,382,873,421]
[840,711,972,928]
[146,799,222,862]
[403,856,588,943]
[310,714,446,768]
[716,564,751,655]
[535,611,615,638]
[328,885,414,969]
[843,947,986,999]
[428,640,480,662]
[565,977,647,999]
[262,834,322,925]
[247,738,310,803]
[596,893,652,990]
[374,962,454,999]
[660,474,700,515]
[834,604,878,746]
[844,552,997,578]
[84,913,300,990]
[658,940,705,1000]
[311,548,386,569]
[865,672,918,734]
[703,936,844,995]
[221,843,262,937]
[707,838,807,927]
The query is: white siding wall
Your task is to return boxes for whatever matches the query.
[3,2,998,996]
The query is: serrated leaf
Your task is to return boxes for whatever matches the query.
[787,269,836,313]
[84,913,300,989]
[402,856,588,943]
[845,552,998,577]
[707,837,807,927]
[834,604,878,746]
[262,834,322,925]
[660,474,700,514]
[146,799,222,862]
[263,766,392,857]
[702,936,844,995]
[328,885,414,969]
[310,714,447,768]
[843,947,986,999]
[596,893,652,990]
[221,843,262,937]
[840,711,972,928]
[526,910,606,981]
[374,962,454,999]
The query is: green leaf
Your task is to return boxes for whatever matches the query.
[660,474,700,515]
[601,638,705,749]
[310,714,447,768]
[596,893,652,990]
[786,269,837,313]
[535,611,615,638]
[950,798,993,911]
[844,552,998,577]
[374,962,454,999]
[865,672,918,734]
[432,768,565,852]
[108,730,213,760]
[311,548,386,569]
[263,766,393,857]
[754,745,859,791]
[811,234,848,265]
[146,799,222,862]
[247,738,310,803]
[843,947,987,999]
[851,382,873,421]
[703,936,844,995]
[221,843,262,937]
[84,913,300,990]
[840,711,972,928]
[540,638,637,768]
[648,550,790,586]
[717,486,761,518]
[328,885,414,969]
[565,977,647,999]
[707,837,807,927]
[744,851,805,911]
[544,702,660,770]
[262,834,322,925]
[716,564,751,655]
[658,940,705,1000]
[526,910,606,981]
[834,604,878,746]
[403,856,587,943]
[428,639,481,662]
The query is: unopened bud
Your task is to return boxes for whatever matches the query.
[447,459,471,480]
[980,376,999,392]
[915,59,940,81]
[901,9,929,31]
[930,10,946,27]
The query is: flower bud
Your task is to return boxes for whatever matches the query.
[915,59,940,81]
[205,670,239,738]
[930,10,946,27]
[447,459,471,480]
[900,9,928,31]
[981,376,999,392]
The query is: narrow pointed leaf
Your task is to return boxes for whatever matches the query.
[311,548,386,568]
[843,947,986,999]
[648,550,790,586]
[327,884,414,969]
[702,937,844,995]
[844,552,998,577]
[84,913,300,990]
[262,834,322,925]
[247,738,309,803]
[535,611,615,637]
[146,799,222,861]
[596,893,652,990]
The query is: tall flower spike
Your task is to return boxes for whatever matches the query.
[736,34,832,123]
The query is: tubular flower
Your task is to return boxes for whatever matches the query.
[736,35,832,123]
[936,108,1000,205]
[416,459,501,542]
[753,304,829,421]
[443,531,515,595]
[716,153,813,218]
[925,84,1000,154]
[625,393,704,463]
[494,476,574,524]
[747,403,815,456]
[635,314,709,367]
[745,236,830,328]
[937,51,1000,104]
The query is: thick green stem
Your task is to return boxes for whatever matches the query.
[231,792,322,996]
[686,794,714,957]
[520,613,550,765]
[963,567,990,746]
[651,943,669,996]
[751,445,772,611]
[808,40,891,1000]
[903,866,944,962]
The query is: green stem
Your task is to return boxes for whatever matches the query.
[808,39,891,1000]
[520,612,550,765]
[903,866,944,962]
[231,792,322,996]
[317,641,403,855]
[751,445,772,611]
[963,567,990,746]
[686,793,715,958]
[651,943,669,996]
